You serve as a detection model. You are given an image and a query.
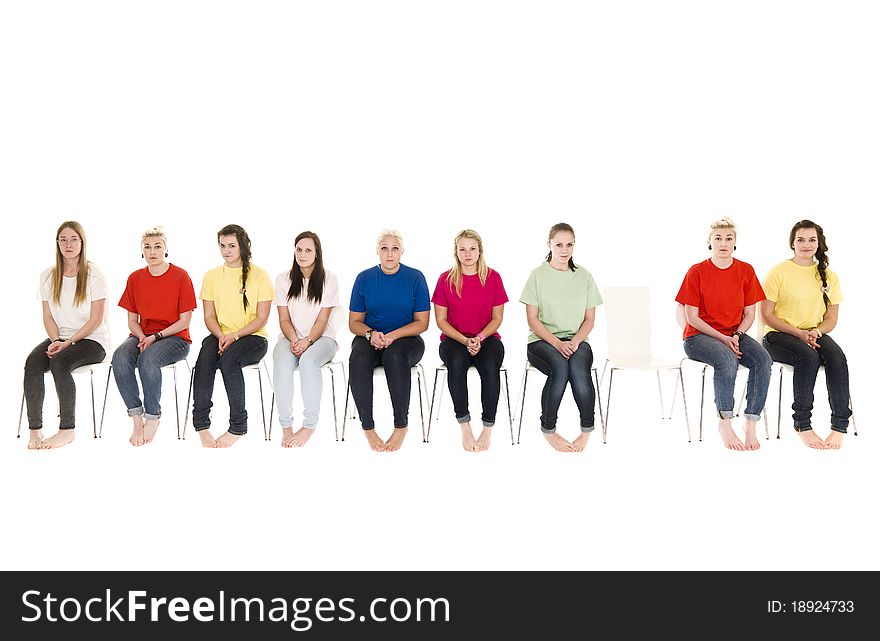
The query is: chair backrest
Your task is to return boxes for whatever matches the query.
[330,303,347,336]
[603,287,652,358]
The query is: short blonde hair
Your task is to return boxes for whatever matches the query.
[708,217,736,241]
[141,225,168,245]
[376,228,404,251]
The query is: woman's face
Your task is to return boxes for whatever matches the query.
[142,236,166,267]
[792,227,818,261]
[218,234,241,266]
[456,238,480,269]
[709,228,735,259]
[57,227,82,260]
[295,237,317,271]
[377,235,402,271]
[548,231,574,266]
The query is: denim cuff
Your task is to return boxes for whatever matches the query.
[228,428,247,436]
[127,406,145,417]
[831,426,848,434]
[717,410,735,419]
[456,413,471,424]
[743,413,761,422]
[581,425,595,433]
[481,420,495,428]
[794,425,813,432]
[540,426,556,434]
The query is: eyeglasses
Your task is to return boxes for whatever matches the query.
[58,238,82,246]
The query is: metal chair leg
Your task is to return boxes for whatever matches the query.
[416,364,427,443]
[98,364,113,438]
[427,367,441,441]
[592,367,605,439]
[257,369,267,441]
[603,368,614,444]
[90,369,97,438]
[516,366,530,445]
[329,364,340,442]
[698,366,707,442]
[678,367,692,442]
[776,365,783,439]
[656,370,666,420]
[173,364,181,440]
[18,393,25,438]
[182,367,195,440]
[503,369,513,445]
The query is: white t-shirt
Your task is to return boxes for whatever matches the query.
[273,269,340,341]
[39,263,110,352]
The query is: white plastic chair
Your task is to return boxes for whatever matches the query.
[426,363,514,445]
[600,287,690,442]
[515,362,603,445]
[342,364,429,443]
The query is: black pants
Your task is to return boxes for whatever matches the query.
[438,336,504,426]
[349,335,425,430]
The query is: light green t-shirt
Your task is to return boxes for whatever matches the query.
[519,262,603,343]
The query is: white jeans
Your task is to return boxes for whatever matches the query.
[272,336,338,429]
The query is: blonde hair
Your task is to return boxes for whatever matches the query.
[141,225,167,245]
[48,220,90,306]
[708,217,737,241]
[376,229,404,252]
[446,229,488,297]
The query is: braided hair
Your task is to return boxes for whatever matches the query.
[545,222,577,271]
[217,224,253,311]
[789,219,830,308]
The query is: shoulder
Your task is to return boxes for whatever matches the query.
[400,263,426,279]
[39,267,53,282]
[573,264,595,280]
[486,268,503,282]
[248,263,271,279]
[87,262,106,281]
[275,270,291,288]
[168,263,191,279]
[323,269,339,288]
[356,266,378,280]
[437,269,452,282]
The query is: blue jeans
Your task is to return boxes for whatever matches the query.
[683,333,772,421]
[763,331,851,433]
[112,335,190,420]
[192,334,268,435]
[439,336,505,427]
[526,340,595,433]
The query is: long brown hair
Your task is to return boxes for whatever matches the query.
[48,221,89,306]
[217,224,253,311]
[789,219,831,308]
[446,229,489,297]
[287,231,326,304]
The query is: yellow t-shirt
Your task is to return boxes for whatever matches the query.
[762,260,843,335]
[200,264,274,337]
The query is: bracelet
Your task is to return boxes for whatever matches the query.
[233,333,239,341]
[306,337,314,345]
[68,338,77,346]
[476,332,486,343]
[733,330,744,338]
[153,332,162,341]
[50,338,62,343]
[815,328,822,338]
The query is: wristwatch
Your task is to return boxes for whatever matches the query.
[733,330,745,338]
[365,329,373,342]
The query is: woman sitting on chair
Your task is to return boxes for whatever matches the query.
[272,231,339,448]
[112,226,196,446]
[432,229,508,452]
[24,221,109,449]
[675,217,772,451]
[761,220,851,449]
[348,229,430,452]
[520,222,602,453]
[192,224,273,448]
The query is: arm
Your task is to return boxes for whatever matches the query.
[382,311,430,346]
[434,305,469,346]
[42,301,60,341]
[565,306,597,356]
[128,311,146,340]
[47,299,106,357]
[525,304,568,357]
[684,304,741,357]
[278,306,299,344]
[463,304,506,356]
[291,306,333,357]
[138,310,194,352]
[817,304,838,335]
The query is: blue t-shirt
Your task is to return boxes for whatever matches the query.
[349,264,431,333]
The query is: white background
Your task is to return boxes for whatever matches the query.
[1,1,877,572]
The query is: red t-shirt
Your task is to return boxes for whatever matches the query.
[431,269,508,340]
[118,264,198,342]
[675,258,765,339]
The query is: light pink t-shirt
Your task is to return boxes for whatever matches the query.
[273,270,340,341]
[431,269,508,340]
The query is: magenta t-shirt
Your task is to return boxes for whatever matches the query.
[431,269,509,340]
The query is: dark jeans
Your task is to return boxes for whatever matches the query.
[526,339,595,433]
[763,331,851,433]
[439,336,504,427]
[23,338,106,430]
[192,334,268,435]
[112,335,190,419]
[349,335,425,430]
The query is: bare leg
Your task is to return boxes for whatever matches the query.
[197,429,216,448]
[544,432,574,452]
[383,427,408,452]
[797,429,825,450]
[143,418,160,444]
[281,426,296,448]
[823,431,844,450]
[28,429,44,450]
[290,427,315,447]
[474,427,492,452]
[364,429,385,452]
[718,418,745,451]
[39,430,76,449]
[460,421,476,452]
[211,432,242,448]
[742,420,761,451]
[130,415,145,447]
[571,431,591,452]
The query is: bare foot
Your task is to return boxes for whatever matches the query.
[719,420,745,451]
[198,429,216,448]
[743,420,761,451]
[28,429,44,450]
[571,431,591,452]
[544,432,574,452]
[474,427,492,452]
[290,427,314,447]
[39,430,76,449]
[211,432,242,448]
[824,431,844,450]
[143,418,160,444]
[281,427,296,448]
[383,427,408,452]
[364,429,385,452]
[460,422,476,452]
[797,429,825,450]
[130,415,145,446]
